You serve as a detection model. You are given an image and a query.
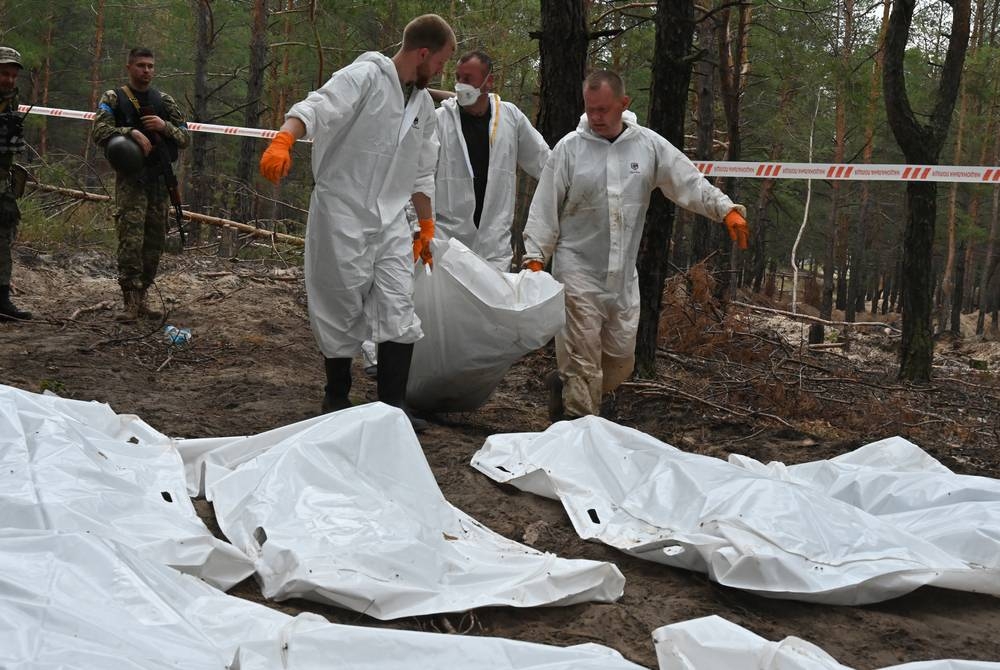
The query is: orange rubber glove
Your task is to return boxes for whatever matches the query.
[723,208,749,250]
[413,218,434,268]
[524,260,544,272]
[259,130,295,185]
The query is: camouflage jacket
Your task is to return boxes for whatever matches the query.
[91,87,189,151]
[0,88,19,175]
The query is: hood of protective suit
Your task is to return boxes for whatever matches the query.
[576,110,638,138]
[356,50,401,87]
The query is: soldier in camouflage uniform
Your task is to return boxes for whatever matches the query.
[91,47,188,321]
[0,46,31,321]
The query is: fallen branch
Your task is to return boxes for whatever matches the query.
[621,379,794,427]
[28,182,305,246]
[731,301,901,332]
[156,353,174,372]
[64,299,115,324]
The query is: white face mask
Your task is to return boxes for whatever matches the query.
[454,82,483,107]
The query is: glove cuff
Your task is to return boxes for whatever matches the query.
[724,208,746,225]
[271,130,296,150]
[418,218,434,235]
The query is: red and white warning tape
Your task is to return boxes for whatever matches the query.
[19,104,293,141]
[19,105,1000,181]
[691,161,1000,183]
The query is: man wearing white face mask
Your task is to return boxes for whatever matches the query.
[523,70,749,420]
[433,50,550,271]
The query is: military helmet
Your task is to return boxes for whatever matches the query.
[104,134,145,173]
[0,47,22,69]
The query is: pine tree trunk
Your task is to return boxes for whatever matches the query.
[833,2,854,313]
[38,12,53,157]
[961,241,976,312]
[635,0,697,378]
[978,168,1000,334]
[690,18,720,264]
[750,173,776,292]
[951,240,967,334]
[940,76,971,334]
[189,0,214,244]
[84,0,106,181]
[883,0,971,381]
[816,0,853,340]
[534,0,588,147]
[714,1,752,297]
[750,81,794,294]
[224,0,268,256]
[274,0,294,129]
[848,0,891,323]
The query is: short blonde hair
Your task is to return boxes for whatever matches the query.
[402,14,456,53]
[585,70,626,98]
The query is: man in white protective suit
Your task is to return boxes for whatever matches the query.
[432,50,550,271]
[522,70,749,420]
[259,14,456,432]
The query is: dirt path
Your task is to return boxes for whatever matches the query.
[3,247,999,669]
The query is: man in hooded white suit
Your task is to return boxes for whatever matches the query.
[260,14,456,431]
[432,50,550,271]
[522,70,749,420]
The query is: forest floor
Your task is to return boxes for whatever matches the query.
[3,242,1000,669]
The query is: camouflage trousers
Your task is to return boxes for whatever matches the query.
[0,215,15,285]
[0,181,19,285]
[114,175,168,291]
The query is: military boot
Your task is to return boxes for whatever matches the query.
[320,357,353,414]
[114,288,141,322]
[0,285,31,321]
[137,287,163,321]
[545,370,565,422]
[376,341,428,433]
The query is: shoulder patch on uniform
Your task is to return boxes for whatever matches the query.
[99,102,114,115]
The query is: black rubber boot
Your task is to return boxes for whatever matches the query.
[545,370,564,422]
[321,357,353,414]
[0,285,31,321]
[376,341,428,433]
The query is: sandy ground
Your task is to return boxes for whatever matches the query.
[2,245,999,669]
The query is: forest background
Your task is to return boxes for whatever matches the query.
[1,0,997,379]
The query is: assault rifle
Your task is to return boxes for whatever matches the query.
[140,105,186,246]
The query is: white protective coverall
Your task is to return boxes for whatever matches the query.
[433,95,550,270]
[523,112,739,416]
[289,52,438,358]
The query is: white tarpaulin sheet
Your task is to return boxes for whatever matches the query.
[653,615,1000,670]
[729,436,1000,572]
[407,238,564,412]
[471,417,1000,605]
[0,530,646,670]
[0,384,253,590]
[178,402,625,620]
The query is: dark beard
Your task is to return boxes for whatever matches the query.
[414,63,433,89]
